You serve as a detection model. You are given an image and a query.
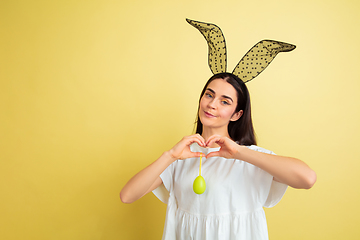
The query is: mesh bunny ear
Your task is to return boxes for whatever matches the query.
[186,19,227,74]
[187,18,296,83]
[232,40,296,83]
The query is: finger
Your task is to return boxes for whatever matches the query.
[193,151,204,158]
[183,151,203,160]
[206,151,220,159]
[194,134,206,147]
[188,134,206,147]
[188,138,206,148]
[195,133,206,142]
[205,135,218,146]
[181,135,204,148]
[206,135,224,147]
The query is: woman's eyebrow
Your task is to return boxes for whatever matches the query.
[206,88,233,102]
[206,88,215,94]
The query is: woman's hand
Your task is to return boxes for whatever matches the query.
[205,135,241,159]
[169,134,206,160]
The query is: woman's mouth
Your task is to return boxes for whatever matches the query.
[204,111,216,118]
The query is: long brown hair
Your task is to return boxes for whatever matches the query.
[195,72,256,146]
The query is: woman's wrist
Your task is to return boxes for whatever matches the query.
[164,150,178,163]
[234,144,248,160]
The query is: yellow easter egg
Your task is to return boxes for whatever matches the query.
[193,176,206,194]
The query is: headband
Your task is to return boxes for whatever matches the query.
[186,19,296,83]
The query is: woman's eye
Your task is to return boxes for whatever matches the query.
[205,93,213,98]
[222,100,230,105]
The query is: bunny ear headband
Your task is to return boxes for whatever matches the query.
[186,19,296,83]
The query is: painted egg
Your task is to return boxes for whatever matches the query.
[193,176,206,194]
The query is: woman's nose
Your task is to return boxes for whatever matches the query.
[207,99,216,109]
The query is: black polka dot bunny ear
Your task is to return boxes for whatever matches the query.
[232,40,296,83]
[187,19,296,83]
[186,19,227,74]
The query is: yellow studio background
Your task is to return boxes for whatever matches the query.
[1,0,359,239]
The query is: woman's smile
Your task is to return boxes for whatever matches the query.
[204,111,216,118]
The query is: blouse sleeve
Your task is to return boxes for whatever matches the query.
[247,145,288,208]
[263,179,288,208]
[152,161,176,204]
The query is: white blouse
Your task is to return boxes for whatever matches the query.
[153,143,287,240]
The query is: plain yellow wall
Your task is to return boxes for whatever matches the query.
[1,0,360,239]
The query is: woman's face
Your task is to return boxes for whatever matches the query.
[199,78,242,131]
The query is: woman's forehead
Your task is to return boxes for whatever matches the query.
[206,78,237,97]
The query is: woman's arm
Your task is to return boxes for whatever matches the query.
[120,134,206,204]
[206,136,317,189]
[235,147,316,189]
[120,151,175,204]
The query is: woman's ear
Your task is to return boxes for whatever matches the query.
[230,110,243,121]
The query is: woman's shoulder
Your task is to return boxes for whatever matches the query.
[246,145,275,155]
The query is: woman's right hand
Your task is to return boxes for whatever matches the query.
[168,134,206,160]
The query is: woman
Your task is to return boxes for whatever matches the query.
[120,72,316,240]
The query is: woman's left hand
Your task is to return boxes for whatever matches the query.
[205,135,242,159]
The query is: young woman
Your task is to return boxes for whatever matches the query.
[120,72,317,240]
